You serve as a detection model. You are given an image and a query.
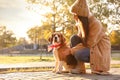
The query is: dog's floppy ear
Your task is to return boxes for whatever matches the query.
[48,37,52,43]
[60,33,66,43]
[48,35,53,44]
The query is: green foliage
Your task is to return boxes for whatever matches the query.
[0,26,17,48]
[26,0,75,32]
[26,0,76,44]
[27,24,52,44]
[66,0,75,6]
[110,30,120,45]
[17,37,28,45]
[89,0,120,29]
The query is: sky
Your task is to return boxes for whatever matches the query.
[0,0,43,40]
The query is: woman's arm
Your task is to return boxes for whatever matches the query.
[87,16,104,47]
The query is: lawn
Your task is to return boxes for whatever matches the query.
[0,51,119,64]
[0,50,119,64]
[0,56,54,64]
[0,55,119,64]
[0,55,120,73]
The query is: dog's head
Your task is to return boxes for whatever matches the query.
[48,32,66,45]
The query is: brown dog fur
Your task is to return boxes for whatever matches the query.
[48,32,77,73]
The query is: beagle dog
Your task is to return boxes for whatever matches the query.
[48,32,77,74]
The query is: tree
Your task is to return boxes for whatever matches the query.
[0,26,16,48]
[88,0,120,32]
[26,0,75,33]
[17,37,28,45]
[27,26,40,44]
[110,30,120,45]
[26,0,76,43]
[27,24,52,45]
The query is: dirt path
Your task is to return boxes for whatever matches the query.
[0,68,120,80]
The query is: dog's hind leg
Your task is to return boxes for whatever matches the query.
[71,61,86,74]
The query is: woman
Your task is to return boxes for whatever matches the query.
[70,0,111,75]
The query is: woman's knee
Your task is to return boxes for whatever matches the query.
[70,34,81,41]
[70,34,82,47]
[74,48,90,62]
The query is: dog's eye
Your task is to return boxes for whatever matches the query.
[57,35,60,37]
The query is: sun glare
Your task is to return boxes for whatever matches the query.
[0,0,50,40]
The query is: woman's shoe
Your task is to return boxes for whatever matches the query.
[70,69,86,74]
[92,71,110,75]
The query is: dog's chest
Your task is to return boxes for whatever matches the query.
[55,47,70,61]
[53,48,60,60]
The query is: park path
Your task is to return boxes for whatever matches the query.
[0,60,120,80]
[0,68,120,80]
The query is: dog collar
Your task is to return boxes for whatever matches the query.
[49,43,62,48]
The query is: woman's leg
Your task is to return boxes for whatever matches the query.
[70,34,83,48]
[70,34,90,74]
[70,48,90,73]
[70,34,90,62]
[74,48,90,62]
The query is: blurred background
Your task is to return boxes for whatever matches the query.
[0,0,119,63]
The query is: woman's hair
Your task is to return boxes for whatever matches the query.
[77,16,89,46]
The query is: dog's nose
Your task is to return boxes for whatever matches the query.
[55,37,57,40]
[54,36,59,42]
[54,37,57,42]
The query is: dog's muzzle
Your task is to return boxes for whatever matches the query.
[54,37,58,42]
[53,36,60,43]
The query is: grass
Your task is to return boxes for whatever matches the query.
[0,50,119,64]
[0,55,119,73]
[0,56,54,64]
[0,55,119,64]
[112,57,120,60]
[0,67,54,74]
[85,64,120,69]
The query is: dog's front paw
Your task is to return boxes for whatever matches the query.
[62,70,69,73]
[56,71,62,74]
[70,69,85,74]
[52,68,56,73]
